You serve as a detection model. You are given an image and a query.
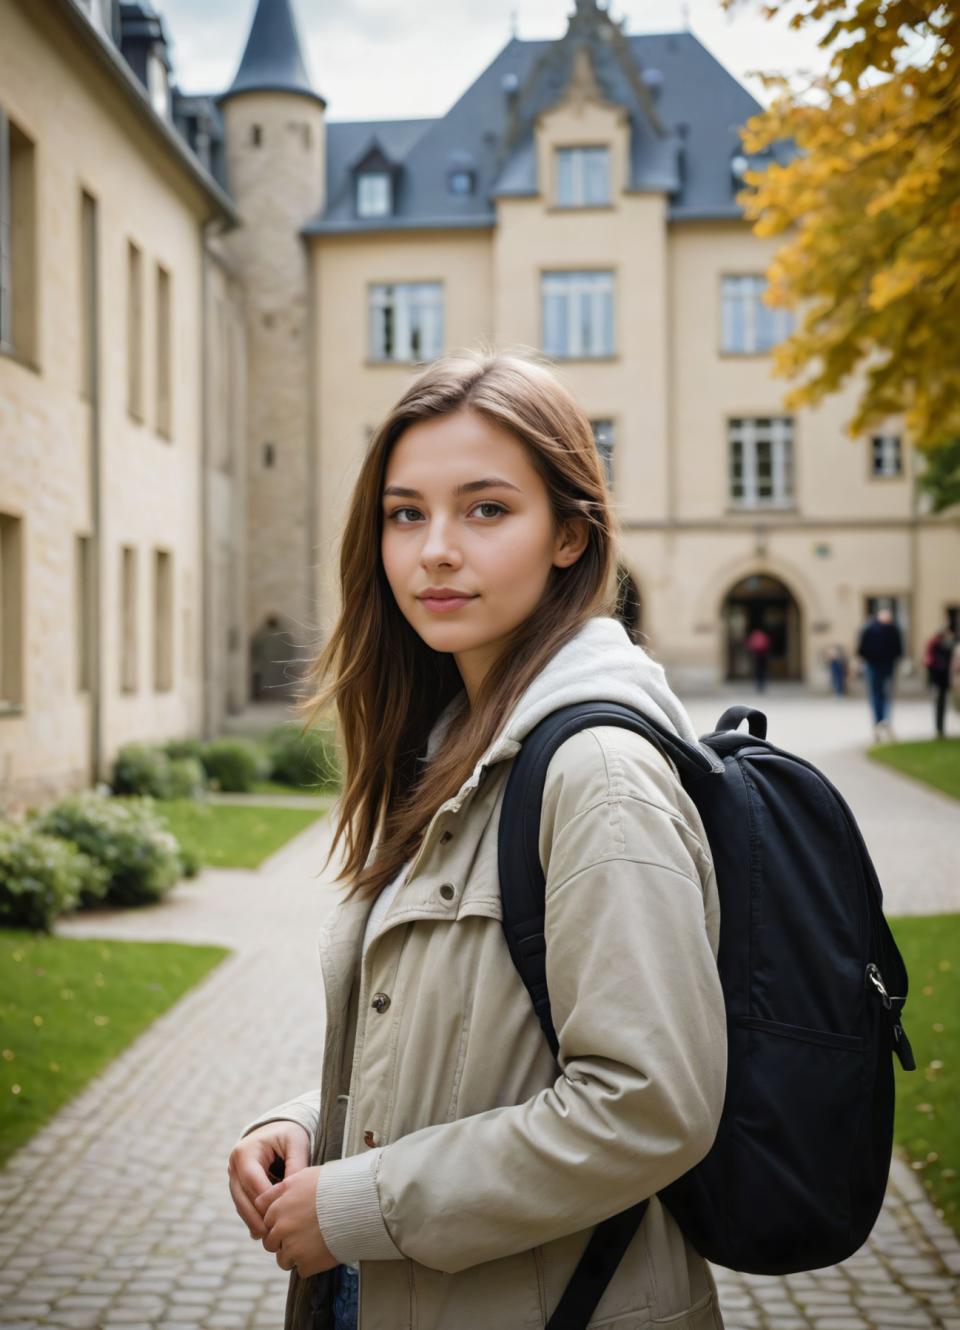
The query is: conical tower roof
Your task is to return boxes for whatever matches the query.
[220,0,325,106]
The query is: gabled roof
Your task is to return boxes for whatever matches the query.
[304,26,793,236]
[221,0,325,107]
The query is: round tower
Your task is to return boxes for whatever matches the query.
[217,0,326,700]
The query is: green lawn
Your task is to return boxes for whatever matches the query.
[0,929,229,1166]
[250,779,334,799]
[143,797,326,870]
[868,736,960,802]
[890,913,959,1235]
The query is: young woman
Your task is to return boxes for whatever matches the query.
[227,347,728,1330]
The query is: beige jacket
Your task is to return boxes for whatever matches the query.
[238,615,728,1330]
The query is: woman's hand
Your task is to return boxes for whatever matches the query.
[255,1165,340,1277]
[228,1121,311,1242]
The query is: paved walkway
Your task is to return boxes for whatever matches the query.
[1,696,958,1328]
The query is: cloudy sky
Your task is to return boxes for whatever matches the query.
[156,0,836,120]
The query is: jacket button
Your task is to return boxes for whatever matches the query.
[439,882,455,901]
[363,1129,379,1148]
[371,991,391,1013]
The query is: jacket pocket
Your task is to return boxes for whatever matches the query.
[649,1289,723,1330]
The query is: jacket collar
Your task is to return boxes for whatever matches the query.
[424,614,721,819]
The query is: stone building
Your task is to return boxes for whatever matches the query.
[1,0,957,810]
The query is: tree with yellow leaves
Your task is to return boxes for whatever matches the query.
[733,0,960,460]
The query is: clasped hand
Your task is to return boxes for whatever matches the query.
[228,1123,340,1279]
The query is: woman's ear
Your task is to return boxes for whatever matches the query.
[553,516,590,569]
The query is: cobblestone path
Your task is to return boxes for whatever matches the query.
[2,695,958,1328]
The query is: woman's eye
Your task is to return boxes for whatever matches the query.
[386,507,421,523]
[471,501,507,519]
[386,502,506,523]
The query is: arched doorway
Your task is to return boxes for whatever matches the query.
[723,574,802,682]
[614,563,644,645]
[250,614,301,701]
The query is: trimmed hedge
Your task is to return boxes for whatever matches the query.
[0,822,108,933]
[33,793,185,908]
[112,743,206,800]
[265,723,341,791]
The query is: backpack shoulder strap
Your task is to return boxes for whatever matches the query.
[496,701,717,1330]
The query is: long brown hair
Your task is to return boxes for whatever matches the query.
[295,344,622,901]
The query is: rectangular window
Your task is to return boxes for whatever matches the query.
[0,512,24,710]
[728,416,795,508]
[542,270,615,358]
[75,534,92,693]
[555,146,610,207]
[0,107,38,364]
[721,275,794,354]
[357,171,392,217]
[127,240,144,420]
[369,281,443,362]
[79,190,97,399]
[871,434,902,478]
[120,545,138,693]
[590,419,614,487]
[156,263,172,438]
[153,548,173,691]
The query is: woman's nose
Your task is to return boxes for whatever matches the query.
[420,516,462,566]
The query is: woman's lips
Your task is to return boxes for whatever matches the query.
[418,595,477,613]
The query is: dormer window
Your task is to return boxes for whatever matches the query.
[555,146,610,207]
[357,171,392,218]
[448,169,475,197]
[147,50,170,119]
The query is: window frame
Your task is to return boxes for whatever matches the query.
[727,415,796,510]
[368,280,443,364]
[590,418,615,488]
[554,145,611,208]
[720,274,795,356]
[870,434,903,479]
[356,171,393,218]
[541,269,616,360]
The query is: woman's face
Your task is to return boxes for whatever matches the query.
[381,407,587,703]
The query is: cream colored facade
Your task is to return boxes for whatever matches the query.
[2,0,957,814]
[0,0,246,812]
[309,93,959,693]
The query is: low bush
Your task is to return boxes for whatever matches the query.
[165,756,207,800]
[112,743,170,798]
[33,793,185,908]
[201,737,270,793]
[112,743,207,800]
[0,821,109,932]
[164,737,206,765]
[265,722,341,791]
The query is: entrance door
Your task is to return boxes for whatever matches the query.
[723,574,802,681]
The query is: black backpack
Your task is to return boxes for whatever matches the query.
[498,702,915,1330]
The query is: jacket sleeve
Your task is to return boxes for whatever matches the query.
[315,726,727,1274]
[235,1088,322,1152]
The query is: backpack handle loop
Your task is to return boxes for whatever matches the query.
[715,705,767,739]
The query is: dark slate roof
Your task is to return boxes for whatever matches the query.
[221,0,325,107]
[172,91,229,194]
[304,25,793,236]
[47,0,236,223]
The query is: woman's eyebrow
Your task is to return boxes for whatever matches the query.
[382,477,522,499]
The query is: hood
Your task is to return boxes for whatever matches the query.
[425,615,722,807]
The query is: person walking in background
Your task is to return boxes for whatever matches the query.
[856,606,903,743]
[745,625,772,693]
[826,644,849,696]
[923,622,958,738]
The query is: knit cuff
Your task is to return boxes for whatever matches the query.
[315,1148,404,1263]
